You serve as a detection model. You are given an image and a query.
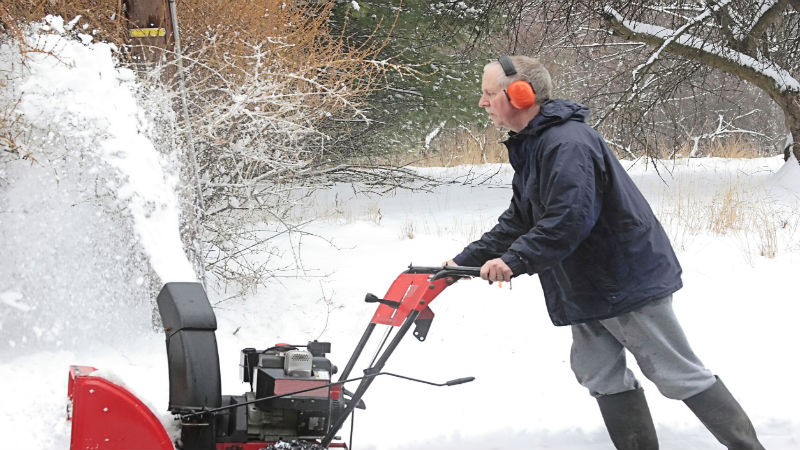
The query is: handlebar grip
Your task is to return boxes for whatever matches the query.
[445,376,476,386]
[430,266,482,280]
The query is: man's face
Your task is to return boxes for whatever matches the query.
[479,64,515,129]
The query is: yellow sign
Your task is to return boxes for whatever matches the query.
[129,28,166,38]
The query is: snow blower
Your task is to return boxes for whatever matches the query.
[66,265,480,450]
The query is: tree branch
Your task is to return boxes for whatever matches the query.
[742,0,789,56]
[601,6,800,100]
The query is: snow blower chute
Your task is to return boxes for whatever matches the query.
[66,265,480,450]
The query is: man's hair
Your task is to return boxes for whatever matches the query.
[485,56,552,104]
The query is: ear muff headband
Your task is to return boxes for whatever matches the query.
[498,55,517,76]
[498,55,536,109]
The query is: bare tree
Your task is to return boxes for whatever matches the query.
[490,0,799,162]
[599,0,800,161]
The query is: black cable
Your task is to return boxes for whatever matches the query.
[349,408,355,450]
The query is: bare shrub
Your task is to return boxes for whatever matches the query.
[1,1,430,294]
[0,86,25,161]
[149,1,424,291]
[1,1,128,46]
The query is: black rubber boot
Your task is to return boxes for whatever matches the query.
[684,377,765,450]
[597,388,659,450]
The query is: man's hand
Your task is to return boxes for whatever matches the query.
[442,259,457,267]
[480,258,513,284]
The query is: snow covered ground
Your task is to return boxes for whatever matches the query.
[1,22,799,450]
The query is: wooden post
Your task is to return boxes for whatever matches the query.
[123,0,173,67]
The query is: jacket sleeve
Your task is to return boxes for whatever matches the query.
[500,141,603,276]
[452,173,529,267]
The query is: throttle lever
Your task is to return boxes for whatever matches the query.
[364,293,401,309]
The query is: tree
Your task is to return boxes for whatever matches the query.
[328,1,503,155]
[601,0,800,162]
[492,0,800,162]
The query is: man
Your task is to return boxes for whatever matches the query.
[446,55,765,450]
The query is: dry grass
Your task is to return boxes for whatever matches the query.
[708,186,746,234]
[658,176,792,260]
[409,126,508,167]
[706,137,764,158]
[753,208,778,258]
[418,128,766,170]
[676,135,767,159]
[401,219,415,239]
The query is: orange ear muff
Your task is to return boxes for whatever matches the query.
[505,80,536,109]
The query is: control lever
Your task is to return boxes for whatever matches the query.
[364,293,400,309]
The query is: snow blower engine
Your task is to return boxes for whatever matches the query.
[66,265,480,450]
[156,282,349,449]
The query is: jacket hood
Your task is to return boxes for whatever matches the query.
[513,99,591,138]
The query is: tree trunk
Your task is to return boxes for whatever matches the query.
[779,95,800,161]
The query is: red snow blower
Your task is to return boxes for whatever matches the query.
[67,265,480,450]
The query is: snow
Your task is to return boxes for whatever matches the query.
[2,21,800,450]
[425,120,447,149]
[0,291,31,313]
[14,19,195,283]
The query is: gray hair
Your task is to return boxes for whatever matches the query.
[484,56,552,104]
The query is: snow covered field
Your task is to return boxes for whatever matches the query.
[1,22,799,450]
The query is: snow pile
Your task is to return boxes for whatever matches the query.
[771,153,800,196]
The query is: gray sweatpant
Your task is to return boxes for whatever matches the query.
[570,295,716,400]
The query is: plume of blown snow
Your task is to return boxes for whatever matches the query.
[0,17,195,354]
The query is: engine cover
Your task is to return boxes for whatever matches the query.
[221,343,342,442]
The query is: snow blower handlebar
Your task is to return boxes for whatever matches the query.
[320,264,480,447]
[363,265,481,308]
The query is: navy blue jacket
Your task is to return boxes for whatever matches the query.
[453,99,683,326]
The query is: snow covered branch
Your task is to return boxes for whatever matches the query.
[602,5,800,95]
[600,1,800,162]
[627,0,732,91]
[741,0,787,55]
